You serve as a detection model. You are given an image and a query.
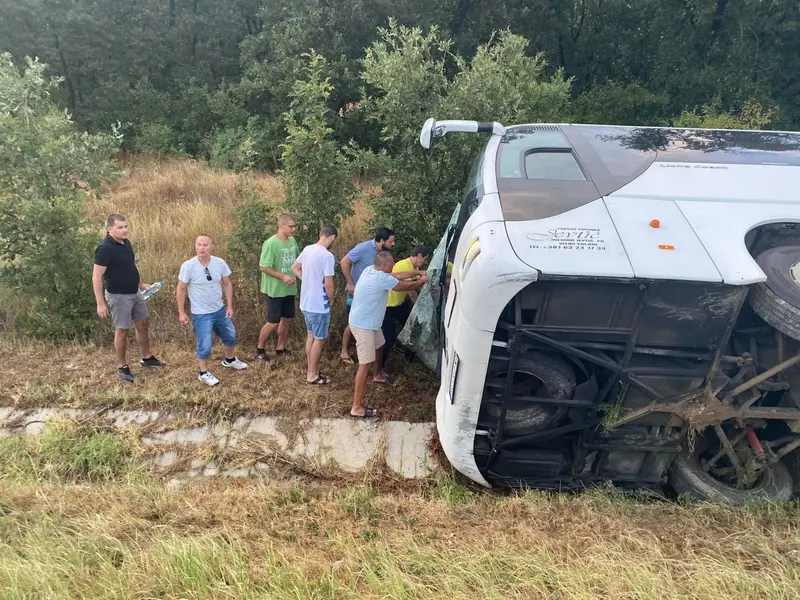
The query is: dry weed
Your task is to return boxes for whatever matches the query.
[1,478,798,599]
[0,336,436,422]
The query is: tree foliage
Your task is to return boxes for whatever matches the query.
[361,23,571,253]
[279,52,355,247]
[0,54,120,338]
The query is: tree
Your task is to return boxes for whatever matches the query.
[280,51,355,246]
[361,23,571,253]
[0,54,120,338]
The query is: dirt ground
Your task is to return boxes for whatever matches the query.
[0,336,437,422]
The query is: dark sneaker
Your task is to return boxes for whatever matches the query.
[140,355,164,368]
[117,365,135,382]
[256,350,270,362]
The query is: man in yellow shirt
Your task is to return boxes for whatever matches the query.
[380,245,431,376]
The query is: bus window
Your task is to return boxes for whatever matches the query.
[524,150,586,181]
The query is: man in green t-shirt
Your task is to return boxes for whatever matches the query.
[256,213,299,361]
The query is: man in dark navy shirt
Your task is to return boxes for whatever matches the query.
[92,214,163,382]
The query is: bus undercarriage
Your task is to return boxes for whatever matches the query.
[474,258,800,502]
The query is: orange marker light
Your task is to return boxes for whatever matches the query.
[658,244,675,250]
[649,219,661,228]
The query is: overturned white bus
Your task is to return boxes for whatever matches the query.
[414,118,800,503]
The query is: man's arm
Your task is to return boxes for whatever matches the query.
[291,261,303,280]
[260,265,294,285]
[176,280,189,325]
[392,280,421,292]
[340,255,354,292]
[222,275,234,317]
[92,264,109,319]
[391,270,423,281]
[324,275,334,308]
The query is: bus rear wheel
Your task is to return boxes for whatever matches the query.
[484,351,576,435]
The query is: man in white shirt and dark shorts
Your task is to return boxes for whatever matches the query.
[348,251,426,417]
[177,234,248,386]
[292,225,337,385]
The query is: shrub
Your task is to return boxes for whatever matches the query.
[674,95,776,130]
[0,54,120,339]
[361,24,571,254]
[280,51,355,247]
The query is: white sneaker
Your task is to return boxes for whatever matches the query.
[198,371,220,386]
[222,357,248,370]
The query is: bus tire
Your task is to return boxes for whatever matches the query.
[668,450,793,505]
[749,245,800,341]
[485,352,576,434]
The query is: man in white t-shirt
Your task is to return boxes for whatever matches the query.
[177,234,248,386]
[291,224,337,385]
[349,250,426,417]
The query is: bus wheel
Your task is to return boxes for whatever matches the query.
[750,245,800,340]
[668,429,793,505]
[485,351,576,434]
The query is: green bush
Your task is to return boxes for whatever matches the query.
[133,122,183,155]
[360,24,571,254]
[674,96,776,130]
[227,189,280,284]
[0,422,135,483]
[0,54,120,340]
[280,51,355,247]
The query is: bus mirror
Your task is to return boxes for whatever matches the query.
[419,118,507,150]
[420,117,436,149]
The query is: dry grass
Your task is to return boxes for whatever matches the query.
[1,475,799,599]
[0,156,436,418]
[0,334,436,422]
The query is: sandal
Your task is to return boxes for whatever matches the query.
[351,407,377,418]
[307,374,331,385]
[374,376,394,386]
[276,349,292,356]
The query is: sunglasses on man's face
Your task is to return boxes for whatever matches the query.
[204,267,212,281]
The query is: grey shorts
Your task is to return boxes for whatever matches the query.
[105,291,149,330]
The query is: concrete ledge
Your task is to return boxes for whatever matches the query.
[0,407,439,480]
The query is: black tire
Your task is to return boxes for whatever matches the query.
[485,351,576,434]
[749,245,800,340]
[668,450,793,505]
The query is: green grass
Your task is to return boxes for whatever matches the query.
[1,425,800,598]
[0,421,137,483]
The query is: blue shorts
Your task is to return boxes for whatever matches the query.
[192,307,237,359]
[302,310,330,340]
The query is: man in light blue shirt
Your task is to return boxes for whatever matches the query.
[348,251,426,418]
[339,227,394,364]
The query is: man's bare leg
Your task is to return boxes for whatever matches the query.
[276,317,292,351]
[133,318,151,359]
[352,362,372,416]
[258,322,278,349]
[307,338,326,382]
[373,345,387,382]
[114,328,128,368]
[341,325,354,361]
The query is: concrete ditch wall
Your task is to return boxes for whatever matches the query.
[0,407,439,480]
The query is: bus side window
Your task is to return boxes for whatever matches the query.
[449,149,486,262]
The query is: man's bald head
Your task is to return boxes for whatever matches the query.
[374,250,395,272]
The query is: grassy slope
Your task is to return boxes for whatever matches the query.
[2,376,799,600]
[1,476,799,599]
[0,155,437,419]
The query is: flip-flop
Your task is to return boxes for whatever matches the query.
[276,349,292,356]
[351,407,377,418]
[374,376,393,386]
[340,356,355,365]
[307,374,330,385]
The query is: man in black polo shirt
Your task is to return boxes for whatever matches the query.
[92,214,163,382]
